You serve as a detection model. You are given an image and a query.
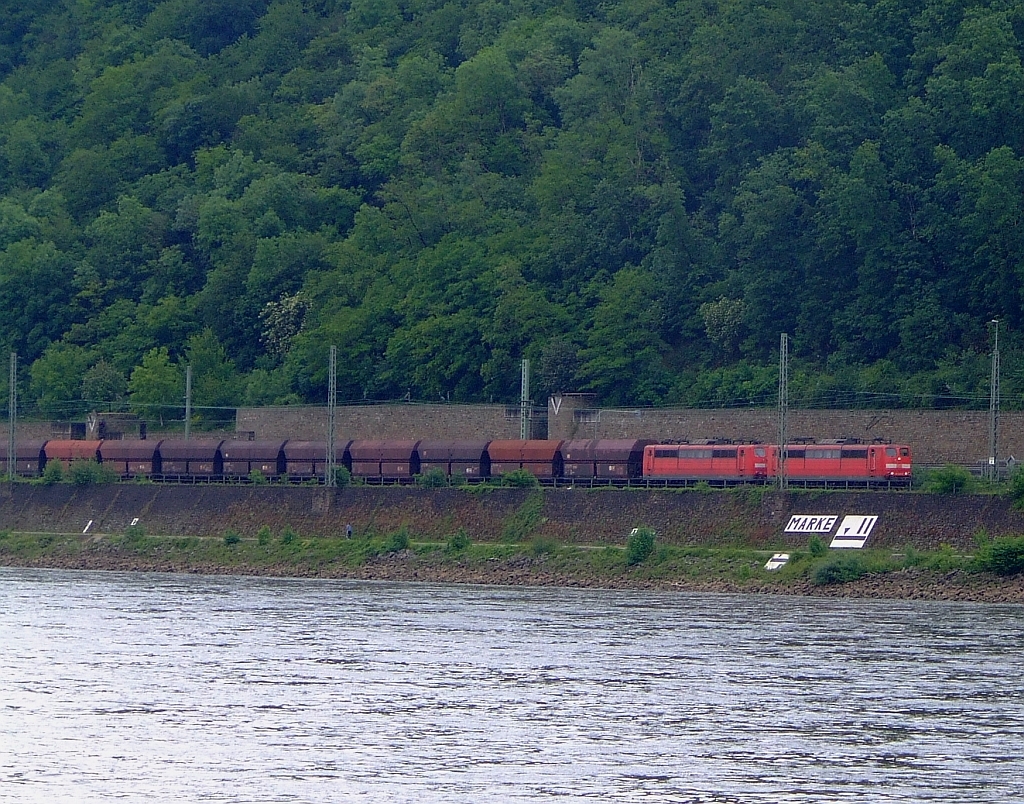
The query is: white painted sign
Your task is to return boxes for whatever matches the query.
[830,515,878,548]
[764,553,790,571]
[82,520,93,534]
[784,515,838,534]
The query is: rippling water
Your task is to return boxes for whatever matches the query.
[1,568,1022,802]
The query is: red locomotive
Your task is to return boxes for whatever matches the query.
[642,440,912,487]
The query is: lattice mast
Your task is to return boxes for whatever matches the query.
[520,359,530,440]
[184,365,192,440]
[7,352,16,482]
[989,320,1000,481]
[326,345,337,486]
[777,333,789,490]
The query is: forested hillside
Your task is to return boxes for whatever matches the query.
[1,0,1023,420]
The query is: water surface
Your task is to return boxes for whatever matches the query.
[1,568,1022,802]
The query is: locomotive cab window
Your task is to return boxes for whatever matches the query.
[886,447,897,457]
[754,447,766,457]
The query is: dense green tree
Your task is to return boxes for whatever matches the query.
[81,359,127,408]
[0,237,75,362]
[29,342,95,417]
[184,327,242,415]
[128,346,183,424]
[1,0,1024,414]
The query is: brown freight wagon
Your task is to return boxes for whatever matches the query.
[594,439,653,481]
[99,439,163,478]
[0,440,48,477]
[348,440,421,482]
[417,440,491,480]
[561,439,600,479]
[282,440,352,481]
[157,439,224,479]
[44,439,103,470]
[220,440,288,480]
[487,440,564,479]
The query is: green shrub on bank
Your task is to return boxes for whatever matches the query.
[333,466,352,487]
[446,528,471,554]
[1007,468,1024,509]
[626,527,656,565]
[223,530,241,545]
[922,464,975,494]
[974,535,1024,576]
[812,553,869,585]
[500,469,540,488]
[417,468,449,488]
[501,491,544,541]
[124,523,146,541]
[808,534,827,557]
[257,526,272,546]
[529,535,558,556]
[280,526,298,545]
[69,459,118,485]
[41,461,64,484]
[386,526,410,552]
[249,469,268,485]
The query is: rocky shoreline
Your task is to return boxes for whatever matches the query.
[4,484,1024,603]
[4,550,1023,605]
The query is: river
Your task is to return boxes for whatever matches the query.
[0,568,1021,802]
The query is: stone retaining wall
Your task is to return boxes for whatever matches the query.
[236,400,1022,467]
[236,403,545,441]
[2,484,1021,552]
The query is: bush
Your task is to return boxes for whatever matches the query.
[333,466,351,487]
[808,534,827,557]
[417,468,449,488]
[626,527,656,566]
[223,530,241,545]
[529,536,558,556]
[902,545,922,568]
[500,469,540,488]
[501,491,544,542]
[386,526,410,552]
[42,461,64,484]
[974,536,1024,576]
[1008,468,1024,509]
[124,523,146,541]
[249,469,268,485]
[280,526,297,545]
[69,459,118,485]
[812,553,868,585]
[257,526,272,546]
[923,464,975,495]
[446,528,471,553]
[922,542,964,572]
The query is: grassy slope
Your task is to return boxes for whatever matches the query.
[2,528,1022,603]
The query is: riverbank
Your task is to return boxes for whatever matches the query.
[2,529,1023,604]
[4,483,1024,602]
[4,483,1024,549]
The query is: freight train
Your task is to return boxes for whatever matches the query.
[1,437,913,488]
